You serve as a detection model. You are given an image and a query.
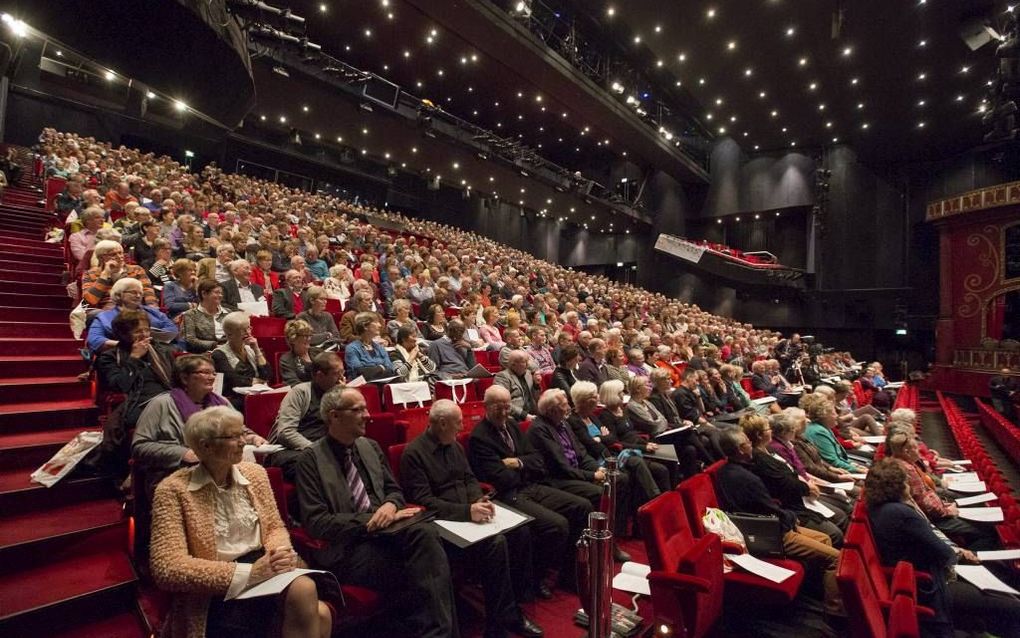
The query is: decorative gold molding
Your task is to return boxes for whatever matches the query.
[927,180,1020,221]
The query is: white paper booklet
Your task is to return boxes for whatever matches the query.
[434,503,528,544]
[946,481,987,493]
[955,565,1020,595]
[234,568,336,600]
[955,492,998,507]
[724,553,796,584]
[612,561,651,596]
[956,507,1004,523]
[976,550,1020,561]
[802,497,837,519]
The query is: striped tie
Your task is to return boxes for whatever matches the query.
[344,449,371,513]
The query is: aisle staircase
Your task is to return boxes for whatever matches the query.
[0,152,146,636]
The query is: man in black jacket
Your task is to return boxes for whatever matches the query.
[574,338,608,386]
[672,368,725,460]
[526,388,631,561]
[220,259,265,312]
[400,399,543,637]
[295,387,456,638]
[469,385,590,594]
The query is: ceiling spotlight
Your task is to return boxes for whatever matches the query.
[104,70,115,81]
[917,72,926,80]
[918,99,926,106]
[706,8,716,18]
[842,46,853,56]
[655,24,662,33]
[770,110,778,117]
[730,115,737,122]
[319,3,327,12]
[727,41,737,50]
[634,35,641,44]
[678,52,687,62]
[174,100,187,112]
[960,65,970,74]
[818,103,826,110]
[798,57,808,66]
[699,78,706,85]
[786,26,795,37]
[759,90,766,98]
[809,82,818,91]
[826,121,833,128]
[956,94,965,101]
[917,121,926,128]
[861,122,870,129]
[918,39,927,47]
[857,102,864,109]
[606,6,615,17]
[145,91,156,99]
[851,77,859,85]
[744,68,753,76]
[715,97,723,105]
[363,28,372,38]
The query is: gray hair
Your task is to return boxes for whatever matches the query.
[228,259,251,275]
[536,388,567,417]
[110,277,143,302]
[305,285,325,302]
[81,206,105,223]
[319,385,355,421]
[770,409,802,438]
[93,240,123,259]
[888,408,917,426]
[221,311,251,336]
[428,399,460,426]
[719,429,748,458]
[597,379,625,407]
[570,380,599,406]
[813,385,835,398]
[183,406,243,450]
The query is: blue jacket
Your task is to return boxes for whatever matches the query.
[86,305,179,354]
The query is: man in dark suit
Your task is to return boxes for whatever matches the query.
[673,368,725,460]
[526,388,631,562]
[271,269,307,319]
[220,259,265,312]
[469,385,590,594]
[295,387,456,638]
[400,400,544,637]
[493,350,539,421]
[574,338,608,386]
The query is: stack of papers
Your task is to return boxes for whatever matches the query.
[434,504,529,545]
[802,497,837,519]
[976,550,1020,561]
[233,568,336,600]
[245,443,285,454]
[233,384,274,395]
[861,435,886,444]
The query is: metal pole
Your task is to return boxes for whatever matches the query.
[576,510,613,638]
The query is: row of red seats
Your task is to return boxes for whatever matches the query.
[975,398,1020,467]
[637,458,922,637]
[936,392,1020,551]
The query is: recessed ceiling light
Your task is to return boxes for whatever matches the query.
[279,115,287,123]
[699,78,706,85]
[656,59,664,67]
[634,35,641,44]
[917,72,927,80]
[678,52,687,62]
[302,105,309,112]
[707,8,716,18]
[826,121,833,128]
[759,90,767,98]
[851,77,859,85]
[818,103,826,111]
[782,127,788,132]
[918,39,927,47]
[960,66,970,74]
[727,41,737,50]
[743,131,748,137]
[754,145,760,150]
[956,94,965,101]
[146,91,156,99]
[319,3,328,12]
[364,28,372,38]
[770,110,778,117]
[744,68,753,76]
[337,136,343,142]
[411,146,418,153]
[861,122,870,129]
[918,99,926,107]
[715,97,723,105]
[437,69,444,76]
[809,82,818,91]
[105,70,116,81]
[706,113,714,120]
[917,121,926,128]
[842,46,853,56]
[786,26,795,37]
[798,57,808,66]
[832,137,839,143]
[606,6,615,17]
[857,102,864,109]
[730,115,737,122]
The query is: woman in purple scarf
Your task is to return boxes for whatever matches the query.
[132,354,265,499]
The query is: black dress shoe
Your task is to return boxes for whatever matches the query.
[535,582,554,600]
[507,614,544,638]
[613,544,632,562]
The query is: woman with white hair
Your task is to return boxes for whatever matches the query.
[149,406,332,638]
[86,276,177,354]
[212,312,272,411]
[81,239,158,311]
[321,263,353,301]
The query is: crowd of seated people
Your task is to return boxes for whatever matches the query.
[39,127,1018,636]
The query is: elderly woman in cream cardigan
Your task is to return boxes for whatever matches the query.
[149,406,332,638]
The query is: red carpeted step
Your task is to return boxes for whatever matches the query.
[0,499,124,559]
[0,307,73,323]
[0,249,63,265]
[0,258,64,274]
[0,220,48,234]
[0,321,72,338]
[0,242,61,257]
[0,337,82,355]
[0,270,64,285]
[0,355,88,378]
[0,399,98,433]
[0,426,100,470]
[0,468,115,515]
[0,278,68,295]
[0,376,92,403]
[45,609,148,638]
[0,229,45,241]
[0,526,136,622]
[0,235,50,249]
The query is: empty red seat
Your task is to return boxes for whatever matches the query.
[244,390,288,439]
[638,491,722,638]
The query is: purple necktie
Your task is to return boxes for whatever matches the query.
[499,425,515,453]
[556,424,579,467]
[344,449,371,513]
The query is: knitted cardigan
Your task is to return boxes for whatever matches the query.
[149,462,291,638]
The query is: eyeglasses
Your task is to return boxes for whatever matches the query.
[190,370,216,377]
[212,433,246,441]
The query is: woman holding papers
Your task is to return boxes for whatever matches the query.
[866,459,1020,638]
[768,409,857,515]
[150,406,332,638]
[800,393,868,473]
[741,414,846,546]
[212,312,272,411]
[886,430,1000,552]
[86,277,179,355]
[343,313,396,381]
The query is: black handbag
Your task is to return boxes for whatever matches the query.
[728,512,785,558]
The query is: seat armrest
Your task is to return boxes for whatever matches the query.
[647,570,712,594]
[721,541,746,554]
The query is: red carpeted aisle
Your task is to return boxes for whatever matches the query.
[0,151,146,637]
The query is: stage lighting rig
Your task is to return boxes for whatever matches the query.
[226,0,306,26]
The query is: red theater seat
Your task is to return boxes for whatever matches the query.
[637,491,722,638]
[244,390,288,439]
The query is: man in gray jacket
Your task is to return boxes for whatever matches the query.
[268,351,344,478]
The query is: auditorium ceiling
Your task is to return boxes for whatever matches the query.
[282,0,1007,167]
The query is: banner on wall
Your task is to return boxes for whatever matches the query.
[654,234,706,264]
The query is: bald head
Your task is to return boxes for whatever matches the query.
[428,399,463,444]
[484,385,512,425]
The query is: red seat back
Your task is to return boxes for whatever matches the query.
[397,406,431,440]
[356,383,382,415]
[639,491,696,572]
[678,473,720,537]
[887,594,920,638]
[244,391,288,439]
[387,442,407,482]
[251,316,288,337]
[365,413,406,451]
[539,370,553,392]
[837,548,888,638]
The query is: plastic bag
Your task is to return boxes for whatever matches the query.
[31,431,103,487]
